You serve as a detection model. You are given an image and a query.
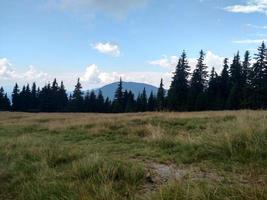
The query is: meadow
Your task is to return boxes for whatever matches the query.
[0,111,266,200]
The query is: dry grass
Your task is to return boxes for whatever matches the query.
[0,110,266,200]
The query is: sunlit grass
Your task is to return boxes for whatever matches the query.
[0,111,266,199]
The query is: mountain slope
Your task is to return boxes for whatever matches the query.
[95,82,158,99]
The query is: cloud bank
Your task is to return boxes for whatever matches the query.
[224,0,267,14]
[0,58,49,82]
[148,51,225,72]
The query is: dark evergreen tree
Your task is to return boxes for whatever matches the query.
[227,52,243,109]
[89,91,97,112]
[113,78,124,112]
[140,88,148,112]
[58,81,68,111]
[12,83,20,111]
[104,97,112,113]
[188,50,208,110]
[250,42,267,108]
[70,78,84,112]
[157,78,165,111]
[136,93,142,112]
[125,91,135,112]
[168,51,190,111]
[241,51,252,108]
[207,67,220,110]
[217,58,230,109]
[39,83,52,112]
[31,82,38,110]
[96,90,105,112]
[148,92,156,111]
[0,87,11,111]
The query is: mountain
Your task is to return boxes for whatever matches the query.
[94,82,159,99]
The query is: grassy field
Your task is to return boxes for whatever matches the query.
[0,111,266,200]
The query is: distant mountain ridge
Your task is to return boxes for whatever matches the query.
[94,81,159,99]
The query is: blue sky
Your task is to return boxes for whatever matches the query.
[1,0,267,90]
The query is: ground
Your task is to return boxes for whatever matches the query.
[0,111,266,200]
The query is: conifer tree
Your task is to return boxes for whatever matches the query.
[89,91,97,112]
[125,91,135,112]
[157,78,165,111]
[168,51,190,111]
[12,83,20,111]
[250,42,267,108]
[207,67,220,110]
[136,93,142,112]
[227,52,243,109]
[71,78,84,112]
[140,88,148,112]
[104,97,112,113]
[58,81,68,111]
[217,58,230,109]
[241,51,252,108]
[96,90,105,112]
[188,50,208,110]
[31,82,38,110]
[148,92,156,111]
[113,78,124,112]
[0,87,11,111]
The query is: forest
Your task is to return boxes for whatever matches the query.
[0,42,267,113]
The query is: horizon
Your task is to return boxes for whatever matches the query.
[1,0,267,91]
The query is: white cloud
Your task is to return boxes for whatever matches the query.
[81,64,102,83]
[0,58,50,84]
[92,42,120,57]
[80,64,122,84]
[233,39,267,44]
[80,64,170,88]
[149,51,225,72]
[203,51,225,72]
[55,0,148,19]
[148,55,178,68]
[224,0,267,14]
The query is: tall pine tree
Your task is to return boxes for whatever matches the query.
[157,78,165,111]
[168,51,190,111]
[188,50,208,110]
[113,78,124,112]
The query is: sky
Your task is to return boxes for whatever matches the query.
[1,0,267,91]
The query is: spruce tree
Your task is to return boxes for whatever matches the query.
[188,50,208,110]
[136,93,142,112]
[71,78,84,112]
[207,67,220,110]
[140,88,148,112]
[58,81,68,111]
[227,52,243,109]
[157,78,165,111]
[168,51,190,111]
[89,91,97,112]
[104,97,112,113]
[24,84,31,111]
[125,91,135,112]
[218,58,230,109]
[12,83,20,111]
[96,90,105,112]
[250,42,267,108]
[31,82,38,110]
[113,78,124,112]
[0,87,11,111]
[148,92,156,111]
[241,51,252,108]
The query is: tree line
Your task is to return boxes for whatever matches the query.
[0,42,267,112]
